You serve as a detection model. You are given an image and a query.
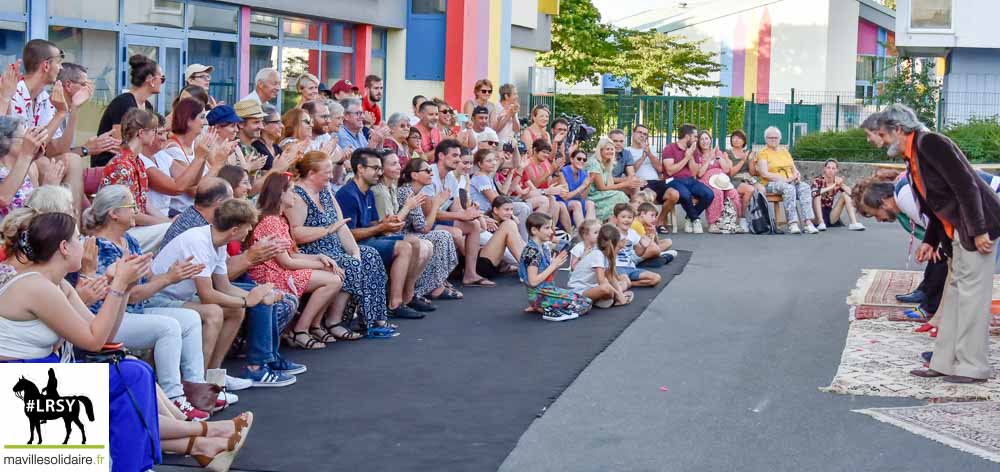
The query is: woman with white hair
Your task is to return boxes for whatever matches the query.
[383,112,414,167]
[756,126,818,234]
[585,137,630,221]
[75,185,214,420]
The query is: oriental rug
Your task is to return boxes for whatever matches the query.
[821,318,1000,401]
[855,401,1000,463]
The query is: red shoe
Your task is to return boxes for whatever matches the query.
[915,323,934,333]
[173,397,209,421]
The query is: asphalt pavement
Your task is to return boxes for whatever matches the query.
[499,221,998,472]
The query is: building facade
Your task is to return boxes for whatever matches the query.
[895,0,1000,125]
[0,0,556,143]
[611,0,896,102]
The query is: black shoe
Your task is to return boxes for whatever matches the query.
[896,290,926,304]
[656,225,670,236]
[407,297,437,312]
[389,305,425,319]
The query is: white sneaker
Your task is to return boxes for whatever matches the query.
[542,311,580,322]
[692,220,704,234]
[225,374,253,391]
[684,220,693,233]
[805,222,819,234]
[661,249,678,258]
[848,222,866,231]
[218,391,239,405]
[788,223,801,234]
[816,222,827,231]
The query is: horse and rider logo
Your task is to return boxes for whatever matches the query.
[12,368,94,445]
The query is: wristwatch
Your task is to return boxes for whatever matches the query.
[76,146,89,157]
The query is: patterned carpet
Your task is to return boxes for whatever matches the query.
[821,318,1000,401]
[847,269,1000,309]
[856,401,1000,463]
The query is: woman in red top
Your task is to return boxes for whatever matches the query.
[249,172,360,349]
[520,139,571,233]
[520,105,551,148]
[100,108,170,226]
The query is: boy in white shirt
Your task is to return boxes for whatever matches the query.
[611,203,661,287]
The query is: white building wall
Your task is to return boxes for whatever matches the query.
[612,0,860,98]
[512,0,539,29]
[897,0,1000,51]
[385,29,444,117]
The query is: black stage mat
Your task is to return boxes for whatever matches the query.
[164,251,690,471]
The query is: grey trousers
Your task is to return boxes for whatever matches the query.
[929,235,996,379]
[513,201,531,241]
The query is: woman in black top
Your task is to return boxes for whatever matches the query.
[251,104,283,171]
[93,54,162,167]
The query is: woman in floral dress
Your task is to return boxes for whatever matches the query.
[285,151,395,336]
[251,172,360,349]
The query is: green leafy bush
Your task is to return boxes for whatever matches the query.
[944,117,1000,162]
[791,128,885,161]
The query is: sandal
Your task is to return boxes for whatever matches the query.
[329,326,363,341]
[290,331,326,350]
[308,327,338,344]
[463,277,496,287]
[188,432,240,469]
[366,327,399,339]
[233,412,252,436]
[429,287,463,300]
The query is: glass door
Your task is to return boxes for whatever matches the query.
[123,36,184,115]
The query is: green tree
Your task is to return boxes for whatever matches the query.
[878,57,941,129]
[539,0,721,94]
[610,29,721,94]
[537,0,616,85]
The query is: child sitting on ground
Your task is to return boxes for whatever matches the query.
[629,189,657,236]
[568,223,633,308]
[636,202,677,259]
[611,203,663,287]
[570,219,602,271]
[518,212,592,321]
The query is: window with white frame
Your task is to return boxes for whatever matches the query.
[910,0,952,30]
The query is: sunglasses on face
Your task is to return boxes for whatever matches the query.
[415,168,432,174]
[483,141,499,146]
[441,109,454,114]
[574,156,587,162]
[479,89,492,94]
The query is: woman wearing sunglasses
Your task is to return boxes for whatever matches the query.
[279,108,313,147]
[556,149,597,227]
[436,99,461,139]
[462,79,497,124]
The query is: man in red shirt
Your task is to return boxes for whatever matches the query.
[413,100,442,156]
[361,75,383,127]
[661,124,715,234]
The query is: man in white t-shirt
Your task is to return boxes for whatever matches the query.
[630,124,678,235]
[419,139,493,286]
[152,198,292,388]
[9,39,90,217]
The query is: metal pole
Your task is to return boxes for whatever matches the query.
[835,95,840,131]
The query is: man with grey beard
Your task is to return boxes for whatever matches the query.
[876,104,1000,384]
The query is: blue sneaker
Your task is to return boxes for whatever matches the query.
[268,357,307,376]
[242,365,296,388]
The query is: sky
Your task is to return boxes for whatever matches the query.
[593,0,667,24]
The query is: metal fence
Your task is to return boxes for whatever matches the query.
[529,89,1000,161]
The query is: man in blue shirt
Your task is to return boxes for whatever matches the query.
[338,98,387,151]
[335,148,432,318]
